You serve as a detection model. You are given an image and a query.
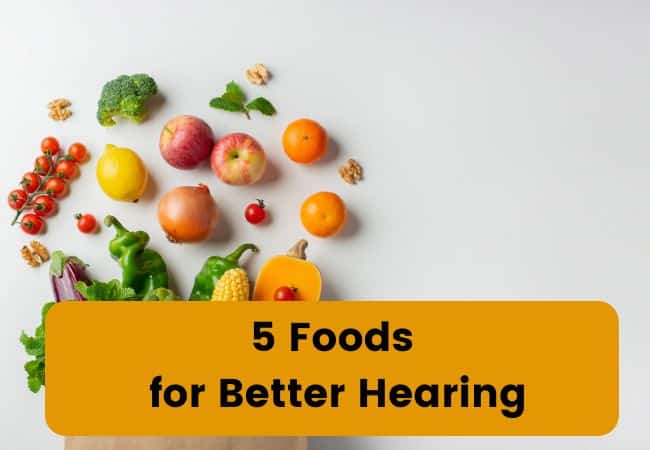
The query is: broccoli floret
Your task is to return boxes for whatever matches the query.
[97,74,158,126]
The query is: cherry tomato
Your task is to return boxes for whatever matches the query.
[54,160,78,179]
[274,286,298,301]
[34,155,51,174]
[44,177,67,198]
[245,199,267,224]
[8,189,28,210]
[21,172,41,193]
[32,195,56,217]
[41,136,60,155]
[68,142,88,162]
[21,213,44,235]
[75,213,97,233]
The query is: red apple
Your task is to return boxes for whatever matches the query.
[159,115,214,169]
[210,133,266,185]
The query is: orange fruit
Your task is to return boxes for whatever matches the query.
[282,118,328,163]
[300,192,347,237]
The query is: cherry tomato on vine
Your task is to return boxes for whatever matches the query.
[54,160,77,179]
[21,213,44,235]
[34,155,51,174]
[40,136,60,155]
[44,177,67,198]
[75,213,97,233]
[67,142,88,162]
[245,199,267,224]
[21,172,40,193]
[8,189,28,210]
[274,286,298,301]
[32,195,56,217]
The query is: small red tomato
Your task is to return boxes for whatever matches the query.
[245,199,267,224]
[21,172,41,193]
[274,286,298,301]
[32,195,56,217]
[68,142,88,162]
[34,155,51,174]
[54,160,78,179]
[41,136,60,155]
[8,189,28,210]
[21,213,44,235]
[75,213,97,233]
[44,177,67,198]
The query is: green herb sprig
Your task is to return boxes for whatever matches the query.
[209,81,276,119]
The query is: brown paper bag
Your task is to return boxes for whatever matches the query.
[65,436,307,450]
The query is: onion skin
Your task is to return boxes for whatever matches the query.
[157,184,219,243]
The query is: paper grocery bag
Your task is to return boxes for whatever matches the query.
[64,436,307,450]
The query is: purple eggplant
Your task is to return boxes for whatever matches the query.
[49,251,91,301]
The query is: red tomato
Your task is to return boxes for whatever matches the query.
[34,155,51,174]
[68,142,88,162]
[274,286,297,301]
[54,160,78,179]
[8,189,28,210]
[41,136,60,155]
[75,213,97,233]
[21,172,41,193]
[32,195,56,217]
[21,213,44,234]
[44,177,67,198]
[245,199,267,224]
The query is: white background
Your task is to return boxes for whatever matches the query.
[1,0,648,448]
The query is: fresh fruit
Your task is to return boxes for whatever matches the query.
[245,199,266,224]
[300,191,346,237]
[282,118,328,164]
[274,286,297,301]
[67,143,88,162]
[253,240,321,302]
[40,136,60,155]
[210,132,266,185]
[32,195,55,217]
[159,115,214,169]
[21,214,44,235]
[54,160,78,179]
[44,177,67,198]
[96,144,148,202]
[21,172,40,193]
[34,155,51,174]
[8,189,28,210]
[157,183,219,243]
[75,213,97,233]
[211,268,250,302]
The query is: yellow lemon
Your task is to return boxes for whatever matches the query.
[96,144,148,202]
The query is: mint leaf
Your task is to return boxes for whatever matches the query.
[225,81,246,104]
[246,97,276,116]
[75,279,138,301]
[209,97,246,112]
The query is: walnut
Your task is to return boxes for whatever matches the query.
[339,159,363,185]
[48,98,72,121]
[30,240,49,262]
[246,63,270,85]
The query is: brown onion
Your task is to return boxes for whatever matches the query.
[157,183,219,243]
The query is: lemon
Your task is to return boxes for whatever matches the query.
[96,144,148,202]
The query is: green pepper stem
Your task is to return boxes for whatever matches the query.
[225,243,258,263]
[104,215,128,234]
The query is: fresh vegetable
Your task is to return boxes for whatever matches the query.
[8,189,27,210]
[21,214,44,234]
[96,144,148,202]
[300,191,347,237]
[21,172,41,193]
[159,115,214,169]
[49,251,90,301]
[274,286,297,301]
[20,302,54,392]
[32,195,56,217]
[104,215,169,299]
[143,287,179,301]
[252,240,321,302]
[211,268,250,302]
[209,81,276,119]
[75,279,138,301]
[96,73,158,126]
[245,199,267,224]
[67,142,88,162]
[34,155,51,174]
[54,159,78,179]
[44,177,67,198]
[75,213,97,233]
[283,118,328,163]
[210,132,267,185]
[157,184,219,243]
[190,243,258,300]
[40,136,60,155]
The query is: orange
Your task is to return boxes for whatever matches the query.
[300,192,347,237]
[282,118,328,163]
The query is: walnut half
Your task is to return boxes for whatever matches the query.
[339,159,363,185]
[246,63,270,85]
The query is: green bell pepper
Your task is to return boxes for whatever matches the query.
[190,243,258,300]
[104,215,169,299]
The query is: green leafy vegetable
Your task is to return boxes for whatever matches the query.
[223,81,246,104]
[49,250,86,277]
[246,97,276,116]
[74,279,138,301]
[143,287,179,301]
[20,302,54,393]
[209,97,247,113]
[209,81,276,119]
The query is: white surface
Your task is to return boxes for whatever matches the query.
[1,0,648,448]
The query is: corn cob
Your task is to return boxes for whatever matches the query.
[211,268,250,302]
